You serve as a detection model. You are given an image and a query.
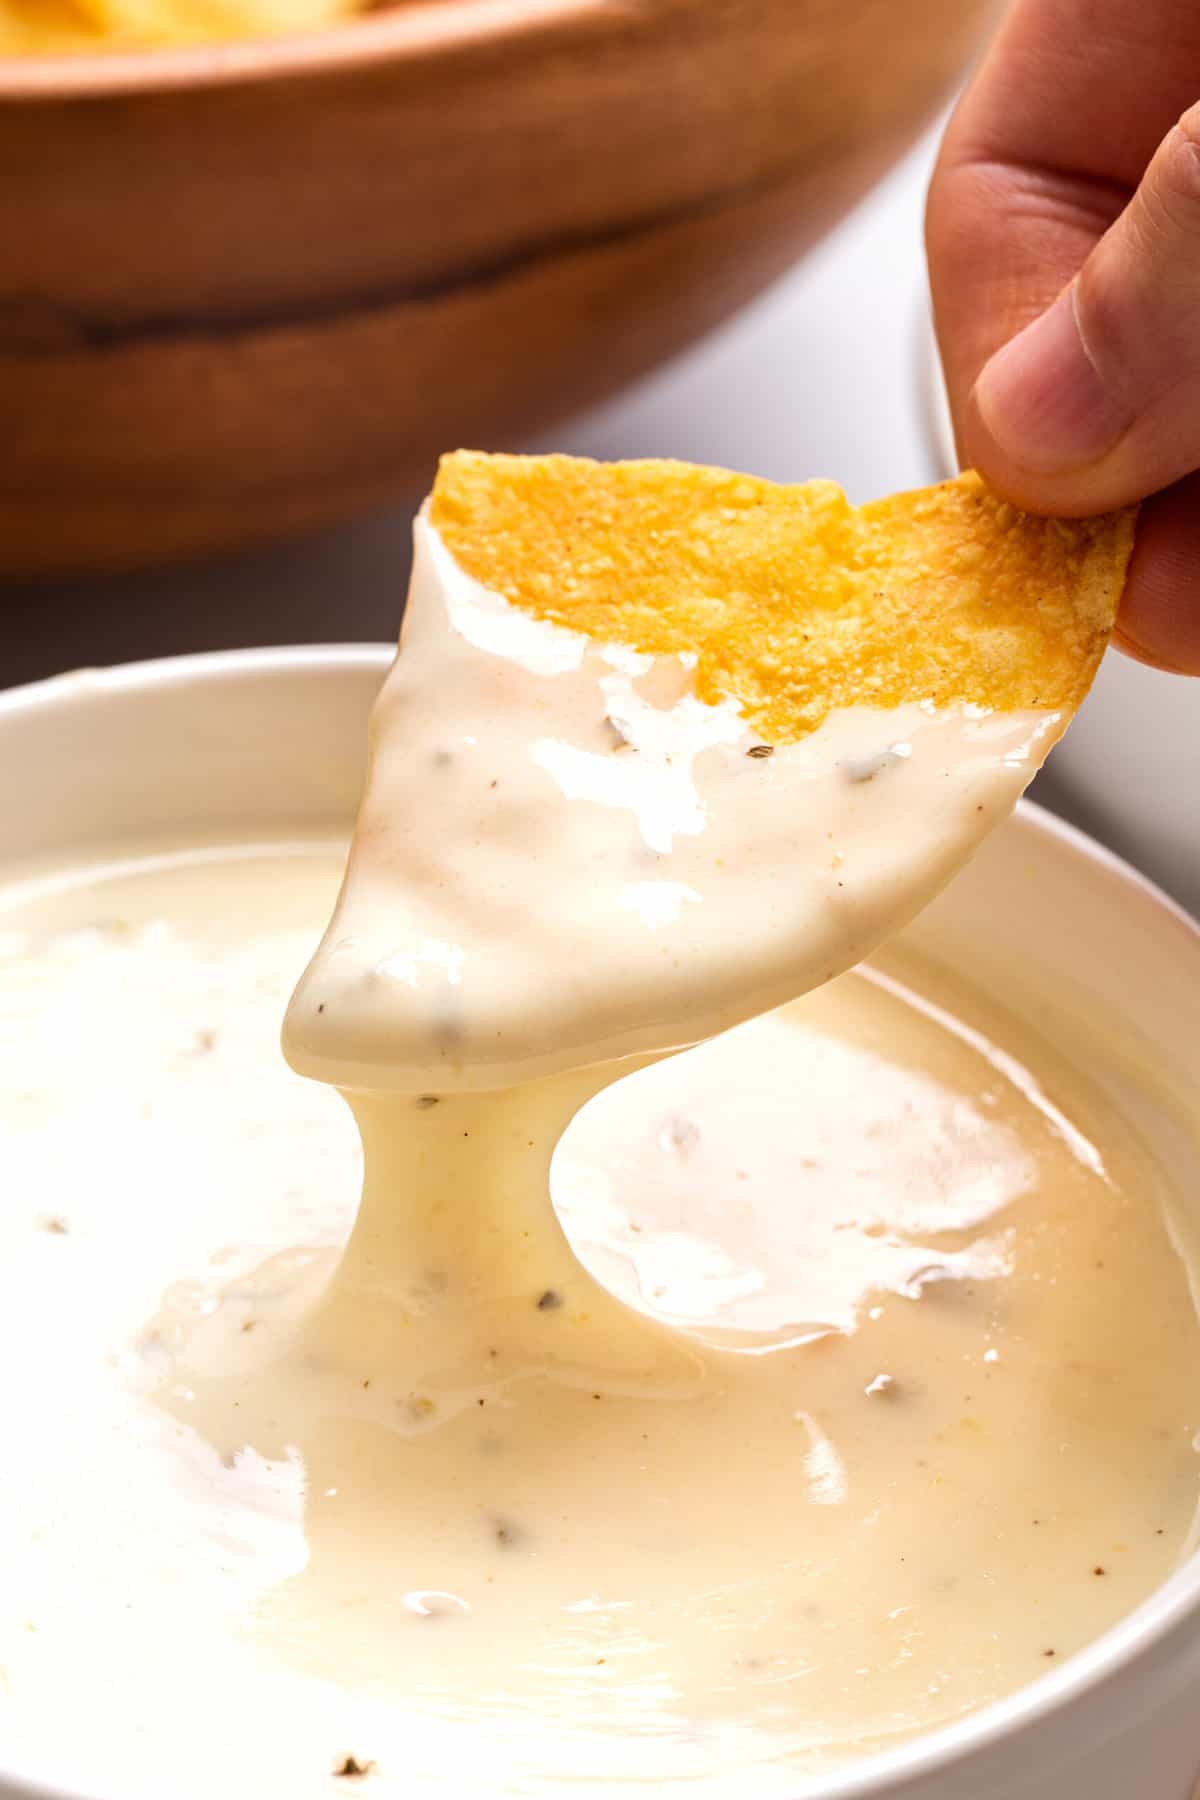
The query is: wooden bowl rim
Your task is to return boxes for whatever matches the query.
[0,0,609,99]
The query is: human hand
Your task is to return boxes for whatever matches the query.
[927,0,1200,673]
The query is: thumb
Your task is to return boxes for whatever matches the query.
[964,102,1200,516]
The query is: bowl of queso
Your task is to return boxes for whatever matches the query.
[0,0,998,576]
[1,465,1200,1800]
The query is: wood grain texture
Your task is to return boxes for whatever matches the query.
[0,0,998,575]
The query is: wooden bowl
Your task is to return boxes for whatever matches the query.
[0,0,995,577]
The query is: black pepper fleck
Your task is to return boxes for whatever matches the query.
[536,1289,563,1312]
[333,1755,375,1779]
[746,744,774,760]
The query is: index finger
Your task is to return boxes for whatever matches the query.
[926,0,1200,428]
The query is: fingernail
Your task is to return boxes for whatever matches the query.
[973,287,1132,474]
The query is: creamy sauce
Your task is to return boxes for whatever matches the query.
[0,844,1198,1800]
[284,519,1058,1092]
[2,525,1193,1797]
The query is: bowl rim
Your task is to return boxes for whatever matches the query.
[0,0,614,101]
[0,641,1198,1800]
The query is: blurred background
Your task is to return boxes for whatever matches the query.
[1,3,1194,914]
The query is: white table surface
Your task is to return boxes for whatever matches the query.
[4,126,1194,913]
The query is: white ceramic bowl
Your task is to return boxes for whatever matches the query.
[920,320,1200,918]
[1,647,1198,1800]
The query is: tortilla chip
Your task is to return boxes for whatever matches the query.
[429,452,1134,744]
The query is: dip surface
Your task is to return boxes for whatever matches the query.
[1,840,1198,1797]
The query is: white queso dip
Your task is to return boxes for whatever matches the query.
[0,514,1195,1799]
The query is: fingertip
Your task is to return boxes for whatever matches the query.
[1114,477,1200,676]
[1109,626,1195,675]
[974,288,1133,478]
[956,391,1124,520]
